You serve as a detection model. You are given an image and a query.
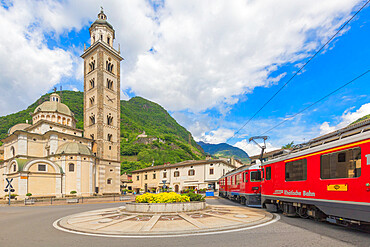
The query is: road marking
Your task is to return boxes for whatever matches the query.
[202,212,251,223]
[178,213,207,229]
[91,215,137,230]
[53,214,280,238]
[140,215,161,231]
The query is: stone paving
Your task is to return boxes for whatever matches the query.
[55,204,275,236]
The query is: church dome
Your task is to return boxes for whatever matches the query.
[55,142,93,156]
[91,18,114,30]
[8,123,31,135]
[34,101,73,116]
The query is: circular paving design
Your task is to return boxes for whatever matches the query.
[54,205,278,237]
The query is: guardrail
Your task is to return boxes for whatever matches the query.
[1,194,135,206]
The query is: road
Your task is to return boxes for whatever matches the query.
[0,198,368,247]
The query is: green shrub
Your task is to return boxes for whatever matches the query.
[182,192,205,202]
[70,191,77,194]
[26,193,32,197]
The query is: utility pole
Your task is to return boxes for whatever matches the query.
[249,136,269,164]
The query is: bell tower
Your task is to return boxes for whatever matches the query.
[81,8,123,194]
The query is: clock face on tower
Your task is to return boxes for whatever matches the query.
[106,95,115,103]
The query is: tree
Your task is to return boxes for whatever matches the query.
[282,141,294,149]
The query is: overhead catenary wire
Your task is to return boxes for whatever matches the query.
[259,69,370,136]
[226,0,370,143]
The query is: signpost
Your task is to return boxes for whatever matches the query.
[4,178,15,205]
[162,180,167,192]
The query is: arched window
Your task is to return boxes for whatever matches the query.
[89,96,95,106]
[107,37,110,45]
[13,164,17,172]
[89,78,95,89]
[107,134,112,142]
[107,115,113,126]
[10,146,15,157]
[89,61,95,72]
[107,178,112,184]
[69,163,75,172]
[174,171,180,177]
[92,35,95,43]
[90,115,95,125]
[107,79,113,90]
[106,61,114,74]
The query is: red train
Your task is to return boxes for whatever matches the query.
[219,164,262,207]
[219,120,370,225]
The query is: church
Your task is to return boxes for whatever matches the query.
[0,9,122,198]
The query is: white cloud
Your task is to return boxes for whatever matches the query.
[234,139,280,157]
[319,121,337,135]
[198,128,235,144]
[0,0,79,116]
[320,103,370,135]
[125,0,360,112]
[120,90,131,101]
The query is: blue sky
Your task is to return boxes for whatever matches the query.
[0,0,369,155]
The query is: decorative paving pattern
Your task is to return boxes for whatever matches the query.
[55,205,275,236]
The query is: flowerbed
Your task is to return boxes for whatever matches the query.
[135,192,190,203]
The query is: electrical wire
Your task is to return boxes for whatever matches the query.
[226,0,370,143]
[260,69,370,136]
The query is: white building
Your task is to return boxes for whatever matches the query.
[131,159,236,193]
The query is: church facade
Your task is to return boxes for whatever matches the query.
[0,9,122,199]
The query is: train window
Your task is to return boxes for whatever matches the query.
[266,167,271,180]
[244,172,248,182]
[237,174,240,185]
[285,159,307,181]
[320,147,361,179]
[250,171,261,182]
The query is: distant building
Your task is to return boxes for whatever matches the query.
[131,159,236,193]
[120,173,133,191]
[137,131,147,138]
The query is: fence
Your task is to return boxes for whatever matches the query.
[1,195,134,206]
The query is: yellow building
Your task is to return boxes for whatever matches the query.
[131,159,236,193]
[0,9,122,199]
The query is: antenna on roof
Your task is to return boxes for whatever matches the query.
[249,136,269,164]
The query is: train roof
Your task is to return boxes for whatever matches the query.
[219,163,261,180]
[262,118,370,166]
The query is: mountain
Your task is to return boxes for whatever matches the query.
[351,114,370,125]
[0,91,205,173]
[197,141,250,163]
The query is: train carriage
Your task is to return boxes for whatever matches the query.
[219,164,262,207]
[261,120,370,224]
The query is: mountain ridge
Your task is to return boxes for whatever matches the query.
[197,141,250,163]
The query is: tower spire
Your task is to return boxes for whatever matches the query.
[98,6,107,20]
